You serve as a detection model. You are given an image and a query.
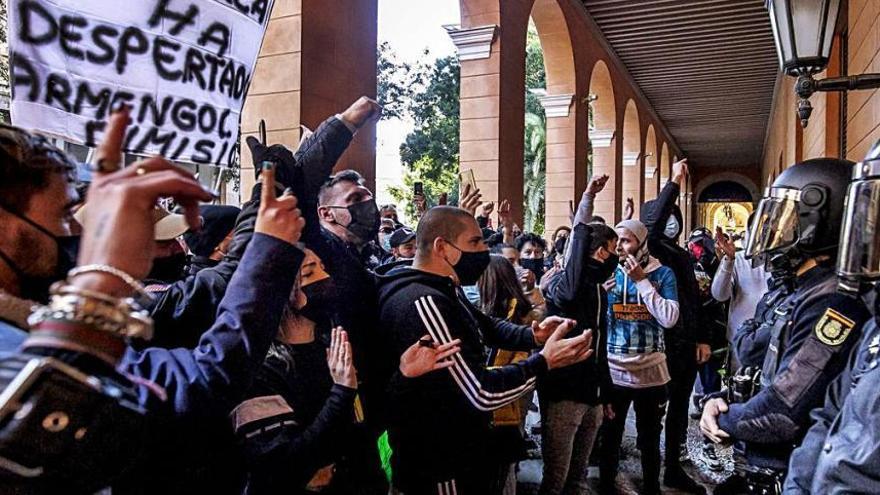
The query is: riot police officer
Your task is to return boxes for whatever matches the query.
[699,158,871,495]
[784,140,880,493]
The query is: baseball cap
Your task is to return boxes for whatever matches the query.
[389,227,416,248]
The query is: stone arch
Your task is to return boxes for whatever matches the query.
[456,0,585,230]
[587,60,617,223]
[694,172,760,206]
[643,125,658,201]
[659,142,669,186]
[621,99,642,219]
[531,0,580,234]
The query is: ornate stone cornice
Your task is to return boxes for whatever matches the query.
[444,25,498,61]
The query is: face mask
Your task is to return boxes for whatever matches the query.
[443,240,490,286]
[0,207,78,303]
[520,258,545,280]
[299,278,336,324]
[337,199,380,244]
[690,244,704,261]
[554,237,567,255]
[664,216,680,239]
[147,252,188,283]
[600,252,619,280]
[381,235,392,253]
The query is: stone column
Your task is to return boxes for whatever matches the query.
[240,0,378,200]
[539,93,577,232]
[590,129,616,223]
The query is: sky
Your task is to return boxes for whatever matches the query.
[375,0,461,208]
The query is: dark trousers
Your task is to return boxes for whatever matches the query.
[664,342,698,467]
[599,384,668,492]
[698,354,724,396]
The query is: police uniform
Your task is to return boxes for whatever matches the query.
[782,139,880,493]
[784,319,880,493]
[715,158,869,493]
[718,264,868,472]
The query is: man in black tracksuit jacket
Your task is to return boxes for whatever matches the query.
[640,161,708,492]
[378,206,591,495]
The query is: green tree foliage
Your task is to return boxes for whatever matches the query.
[524,24,547,233]
[379,49,461,219]
[524,111,546,234]
[378,25,547,229]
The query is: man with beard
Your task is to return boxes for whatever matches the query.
[245,96,389,493]
[639,159,708,493]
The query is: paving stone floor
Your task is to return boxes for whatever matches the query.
[515,399,731,494]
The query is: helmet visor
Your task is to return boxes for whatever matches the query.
[837,179,880,281]
[744,187,800,260]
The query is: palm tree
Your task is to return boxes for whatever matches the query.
[523,111,546,234]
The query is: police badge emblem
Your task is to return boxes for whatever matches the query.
[815,308,856,346]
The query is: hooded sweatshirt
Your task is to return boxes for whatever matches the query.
[377,265,546,490]
[640,182,706,348]
[607,256,679,388]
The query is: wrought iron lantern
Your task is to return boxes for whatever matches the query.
[766,0,880,127]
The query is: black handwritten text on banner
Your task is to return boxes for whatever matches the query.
[10,0,274,165]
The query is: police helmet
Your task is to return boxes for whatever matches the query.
[838,140,880,289]
[745,158,855,270]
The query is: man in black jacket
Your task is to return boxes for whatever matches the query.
[539,174,617,495]
[639,159,708,493]
[379,206,595,494]
[246,97,389,494]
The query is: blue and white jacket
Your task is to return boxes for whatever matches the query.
[607,256,679,355]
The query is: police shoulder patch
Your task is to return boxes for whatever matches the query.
[815,308,856,346]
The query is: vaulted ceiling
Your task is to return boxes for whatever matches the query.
[581,0,780,168]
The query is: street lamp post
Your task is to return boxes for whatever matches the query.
[766,0,880,127]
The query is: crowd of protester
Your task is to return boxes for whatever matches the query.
[2,94,880,495]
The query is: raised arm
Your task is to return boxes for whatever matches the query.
[644,159,687,239]
[124,166,307,416]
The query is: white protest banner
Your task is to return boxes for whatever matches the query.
[9,0,274,166]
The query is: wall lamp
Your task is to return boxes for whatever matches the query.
[766,0,880,127]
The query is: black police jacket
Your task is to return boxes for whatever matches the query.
[717,264,870,470]
[785,317,880,493]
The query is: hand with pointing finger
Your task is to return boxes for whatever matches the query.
[255,161,305,245]
[73,108,214,297]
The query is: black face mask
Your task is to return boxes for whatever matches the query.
[337,199,380,244]
[520,258,545,280]
[600,253,619,281]
[299,278,336,324]
[0,207,78,303]
[147,252,188,283]
[554,237,567,255]
[444,240,490,286]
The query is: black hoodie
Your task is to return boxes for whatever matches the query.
[640,182,708,346]
[377,265,547,490]
[540,223,613,405]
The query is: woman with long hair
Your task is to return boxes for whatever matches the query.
[478,254,544,325]
[477,254,541,495]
